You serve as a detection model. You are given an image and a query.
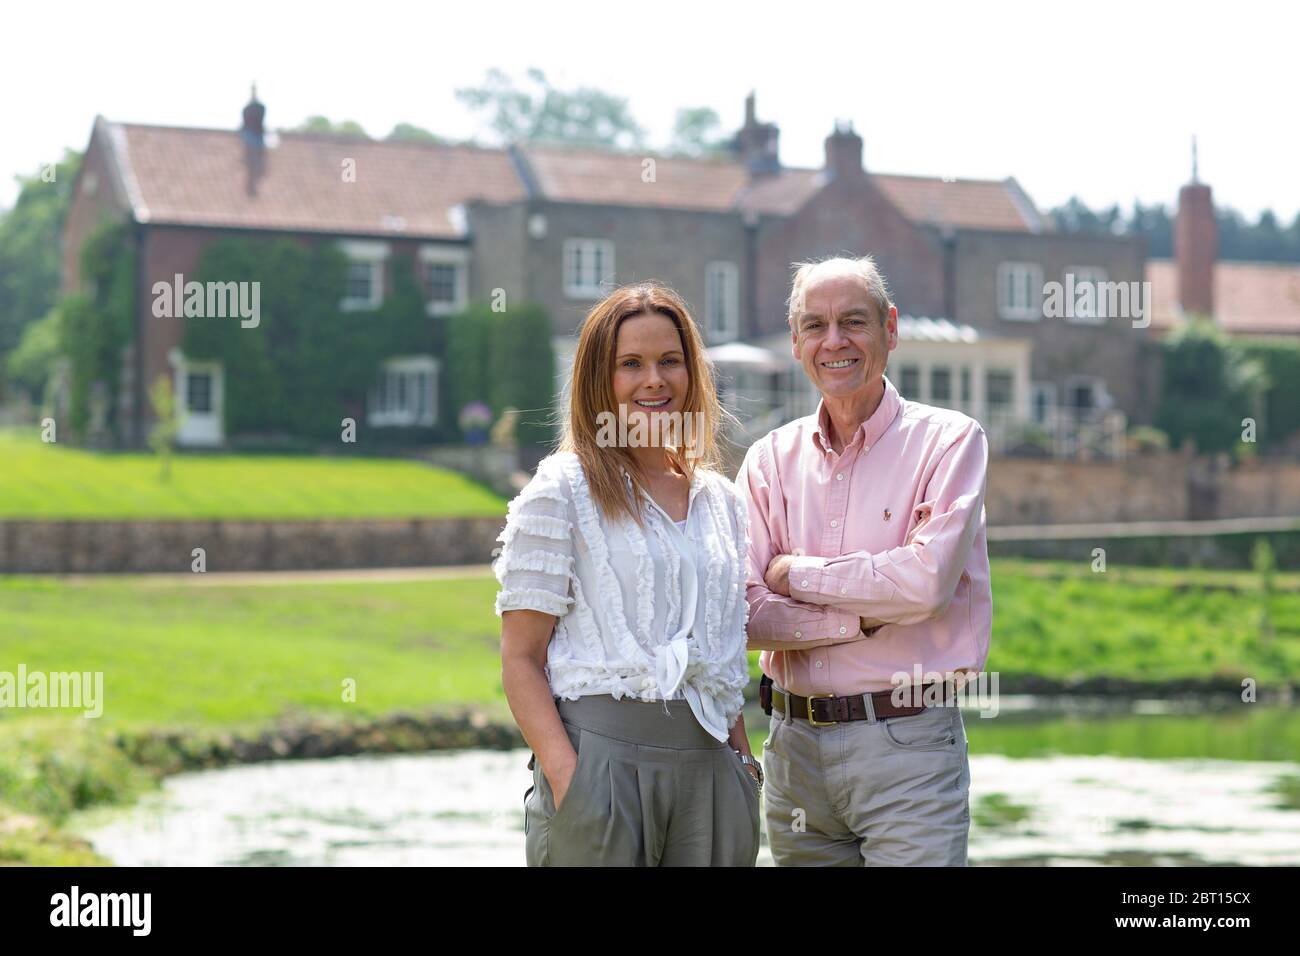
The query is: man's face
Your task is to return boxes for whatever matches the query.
[790,271,898,401]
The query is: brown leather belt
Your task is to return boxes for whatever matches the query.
[773,683,955,725]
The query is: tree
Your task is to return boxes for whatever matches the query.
[1155,319,1267,455]
[669,107,731,158]
[148,375,179,481]
[5,305,63,401]
[287,116,370,137]
[1049,196,1300,263]
[0,150,82,394]
[455,68,646,149]
[386,123,442,143]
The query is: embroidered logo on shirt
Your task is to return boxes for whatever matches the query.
[883,509,892,521]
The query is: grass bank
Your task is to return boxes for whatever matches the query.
[0,429,505,520]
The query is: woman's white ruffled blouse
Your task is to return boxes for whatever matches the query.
[493,451,751,742]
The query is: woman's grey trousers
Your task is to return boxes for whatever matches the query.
[523,694,760,866]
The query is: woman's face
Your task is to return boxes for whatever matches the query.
[611,311,691,443]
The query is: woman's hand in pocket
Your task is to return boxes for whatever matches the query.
[546,751,579,810]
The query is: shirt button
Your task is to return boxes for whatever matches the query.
[836,473,845,481]
[840,587,847,594]
[800,580,809,588]
[830,519,839,528]
[839,625,847,634]
[815,660,824,669]
[794,630,802,639]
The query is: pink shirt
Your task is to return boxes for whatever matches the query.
[736,376,992,695]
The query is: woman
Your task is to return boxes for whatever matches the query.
[495,282,760,867]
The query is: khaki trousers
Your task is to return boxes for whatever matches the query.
[524,695,760,867]
[763,685,971,866]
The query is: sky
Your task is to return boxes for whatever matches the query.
[3,0,1296,222]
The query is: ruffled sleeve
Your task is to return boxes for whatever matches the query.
[493,456,576,618]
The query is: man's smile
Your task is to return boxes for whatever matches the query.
[820,357,861,369]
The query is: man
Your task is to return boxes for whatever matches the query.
[737,255,991,866]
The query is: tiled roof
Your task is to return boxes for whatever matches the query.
[98,116,1044,235]
[871,173,1043,233]
[519,144,751,211]
[103,119,526,239]
[1146,259,1300,336]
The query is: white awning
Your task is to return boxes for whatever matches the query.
[705,342,786,371]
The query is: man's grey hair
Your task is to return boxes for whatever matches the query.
[787,255,895,327]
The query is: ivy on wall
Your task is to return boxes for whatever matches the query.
[444,300,556,447]
[1238,338,1300,449]
[182,237,435,442]
[59,218,135,441]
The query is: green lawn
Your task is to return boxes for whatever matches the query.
[3,560,1297,863]
[1,560,1296,736]
[0,429,506,520]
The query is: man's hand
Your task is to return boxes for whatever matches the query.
[764,554,796,597]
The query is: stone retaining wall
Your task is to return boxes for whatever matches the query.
[0,516,506,573]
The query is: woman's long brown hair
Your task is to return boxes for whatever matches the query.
[560,282,727,526]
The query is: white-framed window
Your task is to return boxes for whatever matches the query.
[897,364,921,398]
[369,355,439,427]
[418,245,469,316]
[960,367,972,406]
[985,369,1016,413]
[1063,375,1109,415]
[339,240,389,311]
[929,365,953,405]
[563,239,614,298]
[998,262,1043,321]
[704,261,740,342]
[1065,266,1109,324]
[1031,382,1056,424]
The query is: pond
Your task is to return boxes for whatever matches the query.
[72,700,1300,866]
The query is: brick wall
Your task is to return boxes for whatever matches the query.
[752,175,946,337]
[986,453,1300,525]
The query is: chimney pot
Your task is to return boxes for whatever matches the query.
[824,122,864,181]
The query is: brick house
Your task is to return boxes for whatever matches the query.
[63,90,1151,452]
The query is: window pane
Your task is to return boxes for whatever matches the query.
[899,365,920,397]
[346,263,371,300]
[930,367,952,403]
[986,370,1014,409]
[426,263,457,303]
[187,373,212,413]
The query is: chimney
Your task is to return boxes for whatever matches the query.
[824,120,864,182]
[241,84,267,196]
[732,91,781,177]
[241,84,266,144]
[1175,138,1216,318]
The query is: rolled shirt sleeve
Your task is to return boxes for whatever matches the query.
[787,421,988,625]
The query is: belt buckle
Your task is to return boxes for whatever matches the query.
[806,692,837,726]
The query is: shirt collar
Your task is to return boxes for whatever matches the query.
[811,375,902,455]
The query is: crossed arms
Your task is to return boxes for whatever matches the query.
[736,422,988,652]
